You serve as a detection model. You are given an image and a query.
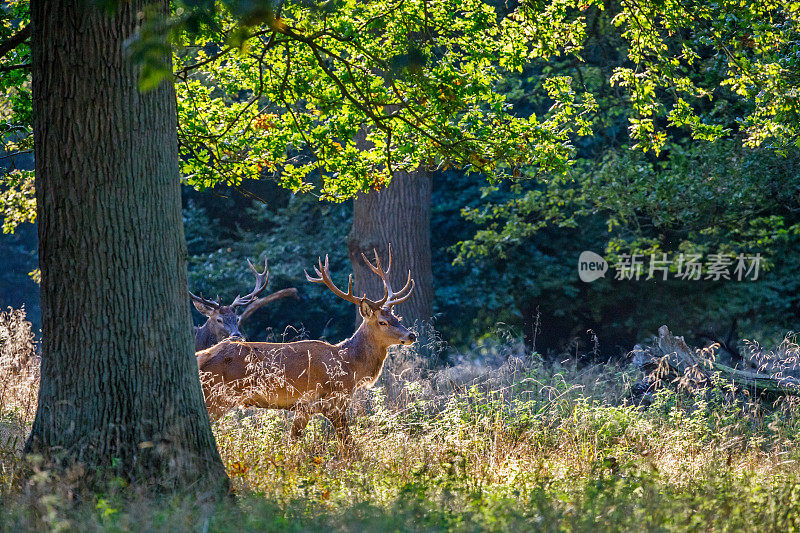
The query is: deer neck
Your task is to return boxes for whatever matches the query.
[194,321,219,352]
[337,321,391,385]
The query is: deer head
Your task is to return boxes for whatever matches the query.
[189,257,269,349]
[305,243,417,347]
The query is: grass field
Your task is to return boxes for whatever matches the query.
[3,308,800,531]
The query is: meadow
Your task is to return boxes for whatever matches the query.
[3,306,800,531]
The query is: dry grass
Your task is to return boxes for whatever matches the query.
[0,306,39,488]
[3,307,800,530]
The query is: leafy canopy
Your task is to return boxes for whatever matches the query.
[1,0,799,229]
[172,0,595,199]
[451,0,800,260]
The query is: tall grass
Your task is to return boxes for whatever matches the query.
[0,306,38,491]
[3,307,800,531]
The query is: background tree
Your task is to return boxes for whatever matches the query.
[451,2,800,354]
[348,170,433,326]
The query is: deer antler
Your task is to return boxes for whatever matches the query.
[360,243,414,308]
[188,290,221,310]
[237,287,299,325]
[230,256,270,308]
[305,254,387,309]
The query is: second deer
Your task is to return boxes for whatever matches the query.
[195,244,416,444]
[190,257,298,351]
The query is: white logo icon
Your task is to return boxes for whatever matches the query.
[578,251,608,282]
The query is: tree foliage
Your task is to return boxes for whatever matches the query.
[0,0,33,234]
[2,0,798,216]
[172,0,595,198]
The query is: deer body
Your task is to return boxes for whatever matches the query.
[196,245,416,443]
[198,333,395,411]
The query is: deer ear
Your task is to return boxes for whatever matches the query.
[192,300,216,316]
[359,300,374,318]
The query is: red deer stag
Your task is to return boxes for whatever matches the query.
[195,244,416,444]
[190,258,298,351]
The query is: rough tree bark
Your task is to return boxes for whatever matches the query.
[26,0,228,490]
[347,169,433,326]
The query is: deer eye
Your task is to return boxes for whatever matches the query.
[378,321,388,326]
[216,317,224,323]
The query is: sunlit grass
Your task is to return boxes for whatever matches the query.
[3,307,800,530]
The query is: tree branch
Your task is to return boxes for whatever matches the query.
[0,24,30,61]
[0,63,30,74]
[174,30,276,78]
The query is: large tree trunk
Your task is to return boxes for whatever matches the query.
[26,0,228,490]
[347,170,433,326]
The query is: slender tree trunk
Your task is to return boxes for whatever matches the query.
[26,0,228,490]
[347,169,433,326]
